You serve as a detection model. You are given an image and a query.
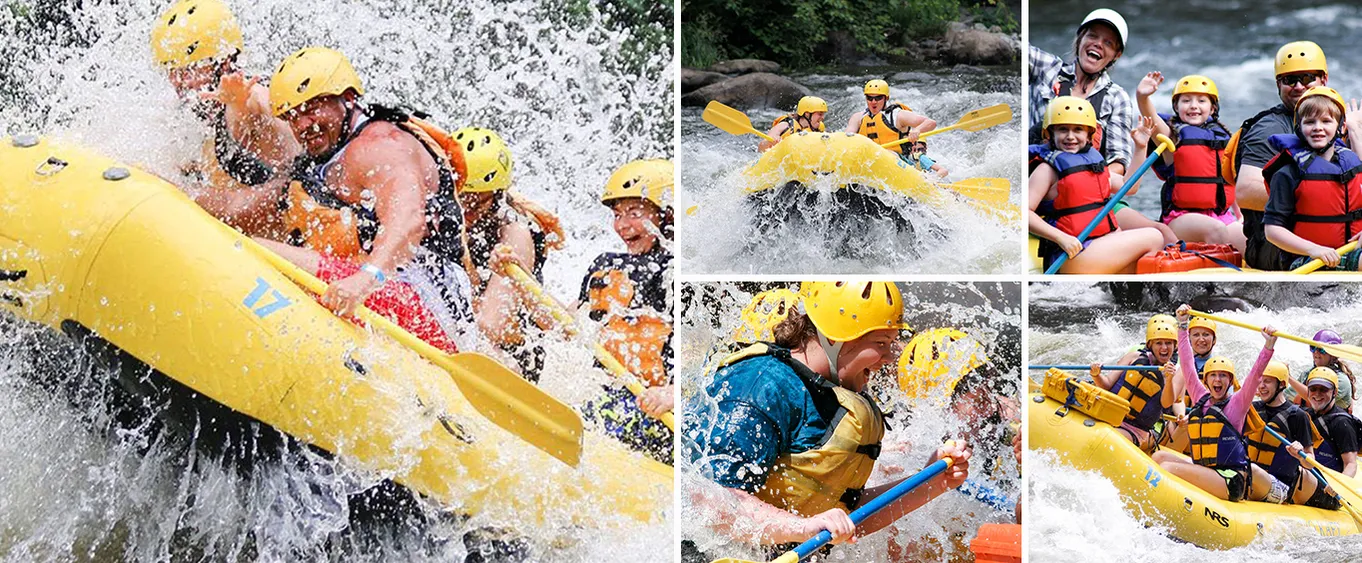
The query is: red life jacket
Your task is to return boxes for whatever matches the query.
[1263,133,1362,248]
[1030,144,1117,238]
[1155,114,1234,217]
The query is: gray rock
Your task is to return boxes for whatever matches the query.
[939,21,1018,66]
[680,72,811,109]
[705,59,782,75]
[682,68,730,93]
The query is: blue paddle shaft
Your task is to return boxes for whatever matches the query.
[792,458,952,558]
[956,479,1014,511]
[1029,365,1162,371]
[1044,139,1171,274]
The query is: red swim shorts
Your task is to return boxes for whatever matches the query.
[315,255,458,354]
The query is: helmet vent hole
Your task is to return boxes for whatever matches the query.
[484,171,496,182]
[861,283,873,300]
[296,78,310,93]
[185,41,198,56]
[168,14,178,25]
[465,140,474,152]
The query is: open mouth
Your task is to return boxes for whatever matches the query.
[1085,49,1103,63]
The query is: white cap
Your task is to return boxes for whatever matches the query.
[1079,8,1128,51]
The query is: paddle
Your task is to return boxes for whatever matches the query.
[956,478,1014,512]
[1044,134,1176,274]
[713,452,956,563]
[1262,425,1362,526]
[239,238,584,466]
[1028,365,1162,372]
[879,103,1013,149]
[703,101,776,142]
[1291,241,1361,274]
[1189,310,1362,364]
[500,262,675,431]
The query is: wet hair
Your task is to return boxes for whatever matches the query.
[773,313,817,350]
[1327,359,1357,400]
[1297,95,1344,127]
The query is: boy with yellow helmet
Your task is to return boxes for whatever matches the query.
[1135,72,1244,249]
[1242,360,1339,510]
[455,126,566,382]
[1263,86,1362,270]
[1028,96,1164,274]
[843,79,937,156]
[1152,305,1279,503]
[758,96,828,152]
[687,282,970,552]
[577,159,674,463]
[150,0,300,235]
[1091,313,1183,453]
[257,46,478,353]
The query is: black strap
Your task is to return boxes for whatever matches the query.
[1294,209,1362,224]
[839,488,863,508]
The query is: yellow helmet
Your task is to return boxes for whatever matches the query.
[801,281,910,342]
[897,328,987,404]
[1146,314,1177,342]
[1045,96,1098,133]
[732,288,801,344]
[1172,75,1220,105]
[796,96,828,116]
[1187,316,1217,336]
[1307,366,1340,390]
[1295,86,1347,122]
[864,79,890,97]
[453,127,513,193]
[602,159,673,210]
[1202,356,1239,390]
[150,0,243,69]
[268,47,364,116]
[1263,360,1291,384]
[1275,41,1328,77]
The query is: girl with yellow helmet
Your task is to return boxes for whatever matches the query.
[577,159,674,463]
[1263,86,1362,270]
[758,96,828,152]
[454,126,565,382]
[1090,313,1182,453]
[1028,96,1165,273]
[151,0,300,235]
[687,282,971,553]
[1134,72,1245,250]
[1152,304,1279,503]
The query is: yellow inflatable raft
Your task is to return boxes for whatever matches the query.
[0,136,671,526]
[1029,371,1362,549]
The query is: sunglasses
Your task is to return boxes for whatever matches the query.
[1311,346,1330,355]
[865,95,887,102]
[1278,73,1321,87]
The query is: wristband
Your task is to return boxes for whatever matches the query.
[360,263,387,284]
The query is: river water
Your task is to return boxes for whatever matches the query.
[677,67,1024,274]
[0,0,672,560]
[1028,281,1362,562]
[1029,0,1362,220]
[677,282,1021,562]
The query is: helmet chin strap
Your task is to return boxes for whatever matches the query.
[816,330,845,385]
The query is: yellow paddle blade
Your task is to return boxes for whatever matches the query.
[1191,310,1362,364]
[703,101,775,142]
[242,238,584,466]
[881,103,1013,148]
[1292,241,1360,274]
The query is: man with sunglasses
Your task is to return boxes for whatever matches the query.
[1232,41,1362,269]
[844,79,937,158]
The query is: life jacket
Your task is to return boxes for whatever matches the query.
[466,193,564,291]
[1027,78,1111,157]
[1313,407,1362,472]
[1262,133,1362,248]
[209,107,276,187]
[718,344,886,516]
[280,104,472,270]
[1029,144,1116,238]
[1155,114,1234,217]
[773,114,825,138]
[1187,394,1250,470]
[1221,105,1290,186]
[857,102,913,154]
[1246,402,1319,484]
[1107,349,1165,430]
[584,245,672,387]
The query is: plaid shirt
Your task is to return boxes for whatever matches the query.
[1029,45,1134,168]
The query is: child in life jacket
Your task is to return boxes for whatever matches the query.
[578,159,674,463]
[1028,96,1164,273]
[904,141,949,179]
[1135,72,1246,250]
[1263,86,1362,270]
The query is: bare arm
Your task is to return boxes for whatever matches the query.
[845,111,862,134]
[1235,164,1268,212]
[1344,451,1358,478]
[856,442,970,536]
[476,223,538,345]
[191,175,288,238]
[221,78,301,168]
[758,121,790,152]
[692,486,851,545]
[347,133,433,273]
[895,110,936,135]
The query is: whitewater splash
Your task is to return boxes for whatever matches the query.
[0,0,673,560]
[677,72,1022,274]
[677,282,1021,562]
